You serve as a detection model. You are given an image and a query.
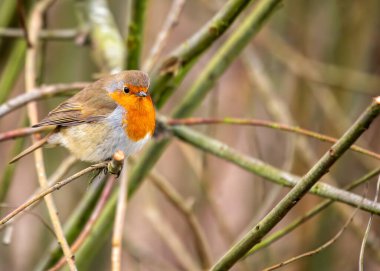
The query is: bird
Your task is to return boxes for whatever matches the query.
[10,70,156,163]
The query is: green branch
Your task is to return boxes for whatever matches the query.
[150,0,254,108]
[126,0,148,69]
[210,97,380,270]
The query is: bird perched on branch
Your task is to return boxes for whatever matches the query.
[10,70,156,163]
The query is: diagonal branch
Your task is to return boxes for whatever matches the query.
[150,0,254,108]
[210,97,380,270]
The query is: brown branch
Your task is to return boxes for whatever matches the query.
[166,117,380,160]
[0,82,89,118]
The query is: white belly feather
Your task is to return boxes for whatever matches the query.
[48,106,151,162]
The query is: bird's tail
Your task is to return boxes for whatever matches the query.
[9,131,54,164]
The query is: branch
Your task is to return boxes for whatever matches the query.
[150,0,253,108]
[0,27,79,40]
[245,167,380,256]
[262,207,359,271]
[210,97,380,270]
[126,0,148,69]
[111,151,127,271]
[49,174,115,271]
[359,174,380,271]
[0,162,107,227]
[75,0,125,73]
[0,126,51,142]
[0,82,89,118]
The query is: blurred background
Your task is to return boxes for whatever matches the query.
[0,0,380,270]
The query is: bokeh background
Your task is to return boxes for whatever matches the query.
[0,0,380,270]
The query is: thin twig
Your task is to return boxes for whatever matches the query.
[148,167,212,268]
[0,28,78,40]
[143,0,187,72]
[166,117,380,160]
[0,162,107,227]
[111,151,127,271]
[359,174,380,271]
[49,175,116,271]
[0,82,89,118]
[262,204,360,271]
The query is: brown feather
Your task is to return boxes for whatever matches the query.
[33,82,117,127]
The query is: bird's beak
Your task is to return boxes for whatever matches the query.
[136,91,148,97]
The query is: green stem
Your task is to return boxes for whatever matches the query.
[210,98,380,270]
[126,0,148,69]
[171,0,281,118]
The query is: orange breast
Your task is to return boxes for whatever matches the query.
[110,92,155,141]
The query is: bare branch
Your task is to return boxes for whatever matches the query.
[0,82,89,118]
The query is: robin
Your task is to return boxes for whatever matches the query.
[10,70,156,163]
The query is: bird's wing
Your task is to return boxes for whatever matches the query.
[33,85,118,127]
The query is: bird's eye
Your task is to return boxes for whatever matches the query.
[123,87,130,94]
